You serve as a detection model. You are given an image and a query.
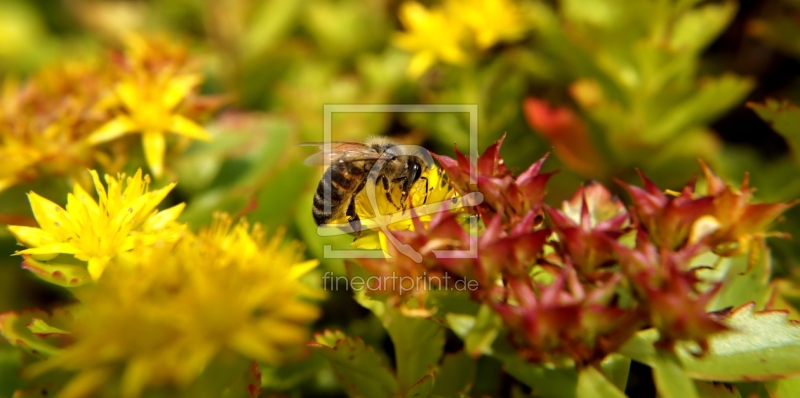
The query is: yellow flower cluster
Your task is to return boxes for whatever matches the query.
[0,35,216,194]
[5,172,322,397]
[394,0,530,77]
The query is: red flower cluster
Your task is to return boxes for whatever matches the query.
[354,136,794,365]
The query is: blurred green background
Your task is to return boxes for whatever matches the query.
[2,0,800,396]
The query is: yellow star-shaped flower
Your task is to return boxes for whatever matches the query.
[393,2,468,78]
[88,72,211,177]
[7,169,185,280]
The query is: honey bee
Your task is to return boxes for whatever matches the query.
[300,137,431,238]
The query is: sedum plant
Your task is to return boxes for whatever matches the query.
[313,136,800,398]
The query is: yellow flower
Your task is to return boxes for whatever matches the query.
[7,169,185,281]
[449,0,530,48]
[393,2,468,78]
[88,70,211,177]
[25,214,322,398]
[346,166,459,249]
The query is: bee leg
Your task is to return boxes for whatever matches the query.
[346,197,362,240]
[391,176,410,211]
[380,174,402,211]
[419,176,429,205]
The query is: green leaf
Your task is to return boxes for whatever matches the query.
[731,382,771,398]
[500,356,578,398]
[310,330,400,398]
[178,117,297,229]
[707,249,772,312]
[355,292,444,393]
[670,1,737,52]
[431,351,476,397]
[576,366,626,398]
[765,378,800,398]
[405,373,434,398]
[241,0,305,59]
[749,99,800,163]
[648,74,753,143]
[425,290,481,325]
[694,381,743,398]
[0,342,25,397]
[561,0,624,28]
[652,351,700,398]
[619,302,800,382]
[446,305,502,357]
[260,353,327,391]
[599,354,630,392]
[0,311,66,358]
[617,328,659,366]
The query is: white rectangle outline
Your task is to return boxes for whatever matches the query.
[321,104,478,259]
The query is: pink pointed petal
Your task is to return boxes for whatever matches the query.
[698,159,726,196]
[477,134,507,176]
[635,170,664,197]
[517,152,551,185]
[544,205,577,230]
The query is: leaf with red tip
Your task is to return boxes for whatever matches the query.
[477,134,508,177]
[21,257,91,288]
[0,311,66,358]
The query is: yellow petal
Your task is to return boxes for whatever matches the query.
[17,242,82,256]
[288,259,318,280]
[254,319,309,345]
[163,74,201,110]
[27,192,74,235]
[87,257,110,281]
[54,367,113,398]
[169,115,211,141]
[228,328,282,364]
[142,131,166,177]
[407,52,436,78]
[116,81,142,111]
[0,176,17,193]
[142,203,185,232]
[121,357,151,398]
[88,115,138,144]
[7,226,58,248]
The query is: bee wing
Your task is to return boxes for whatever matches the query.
[298,141,384,166]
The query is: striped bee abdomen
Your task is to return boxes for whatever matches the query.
[312,162,369,225]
